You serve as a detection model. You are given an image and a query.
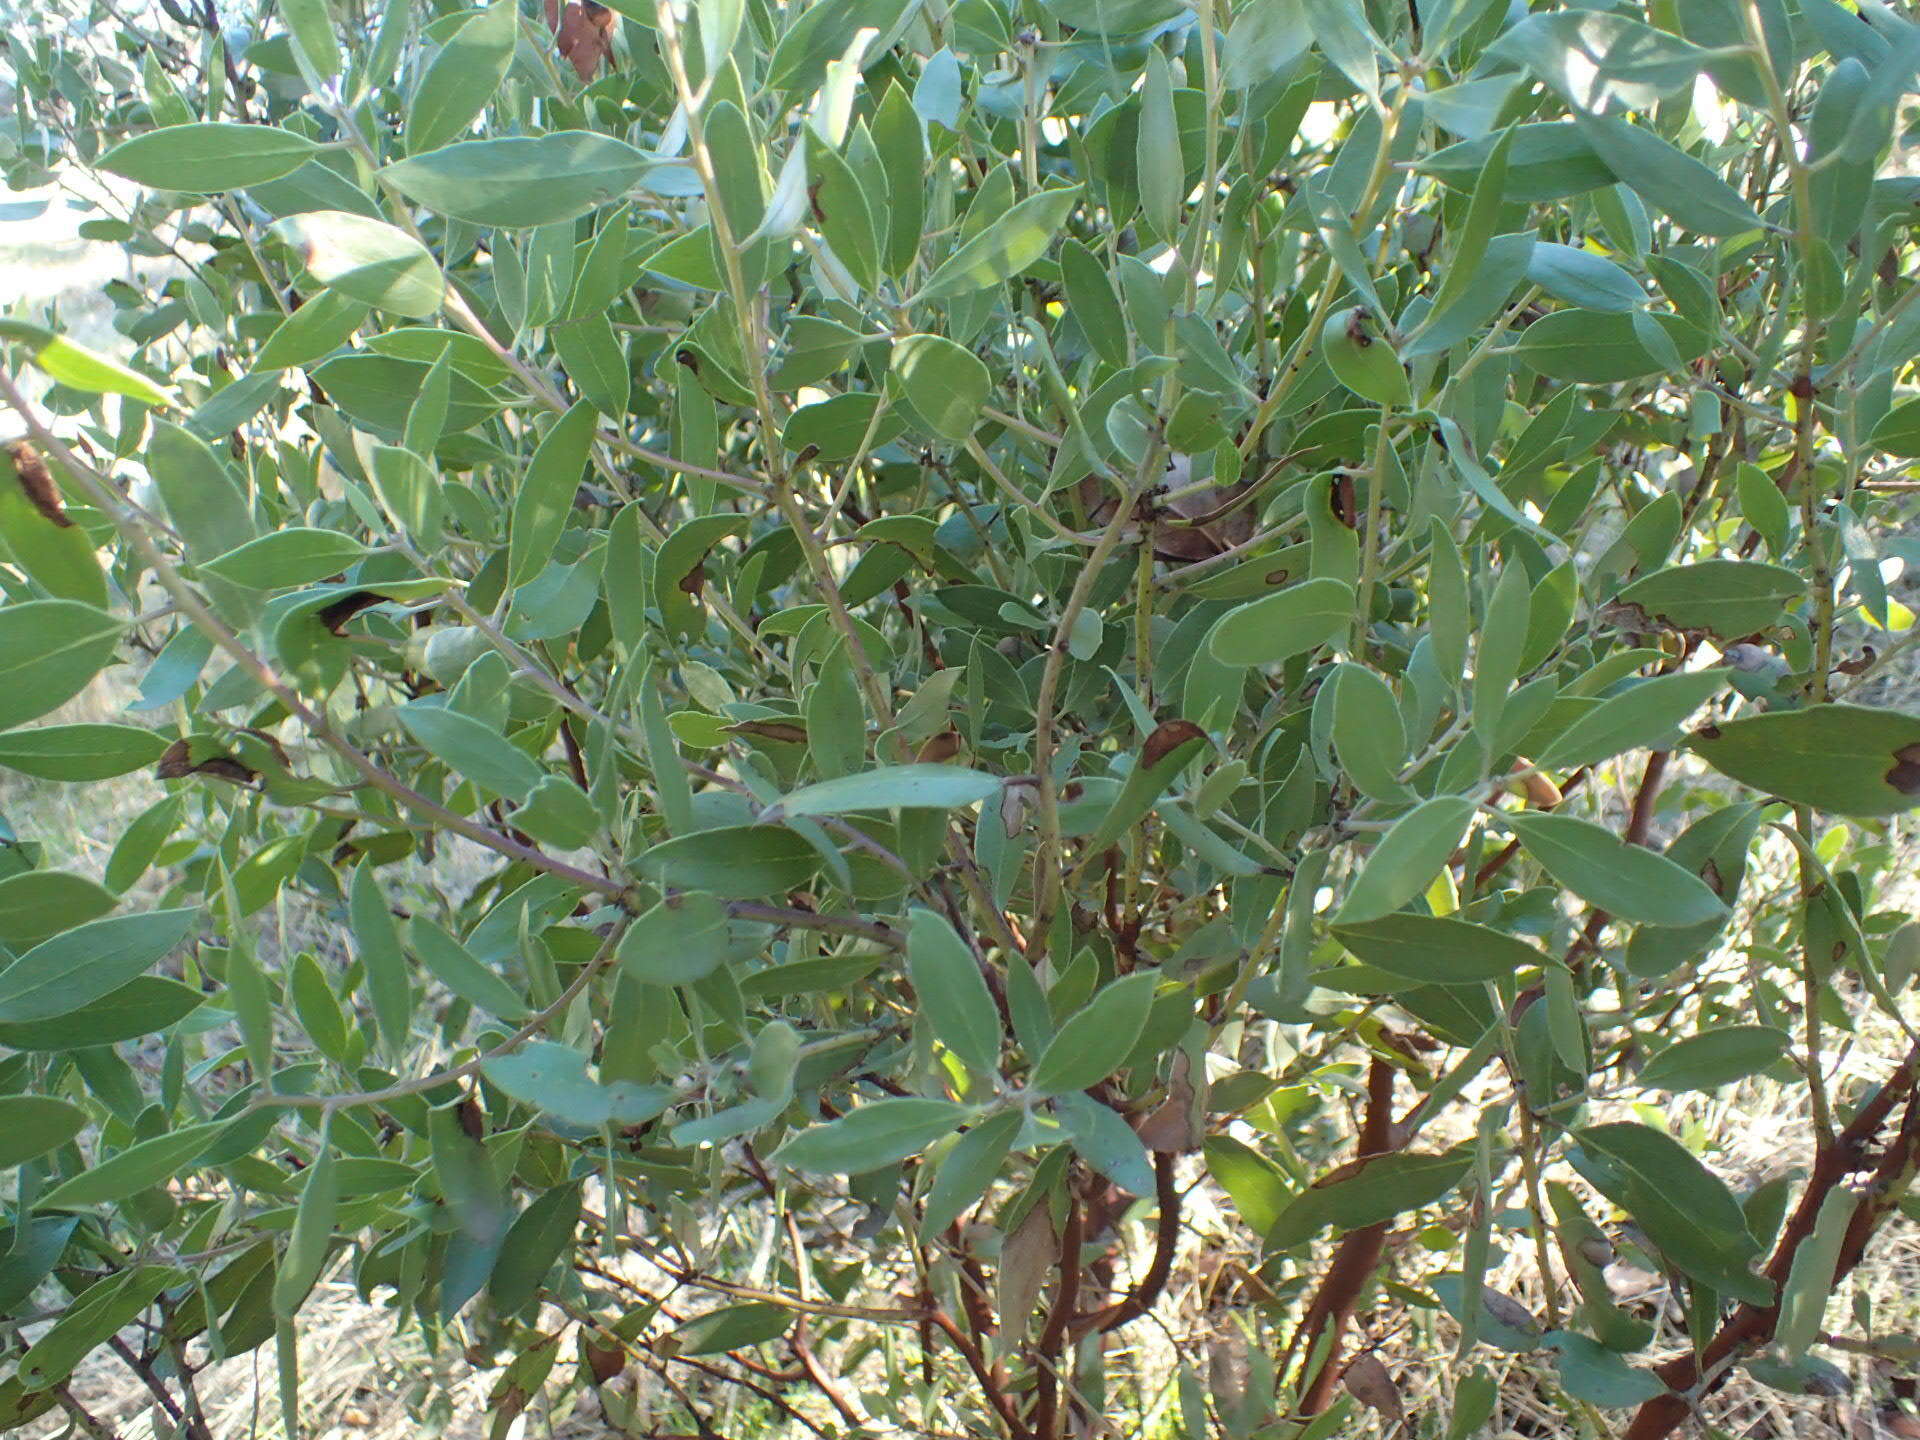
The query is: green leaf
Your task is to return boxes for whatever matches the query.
[1056,1091,1156,1196]
[617,890,733,985]
[1515,309,1710,382]
[273,1126,337,1317]
[38,1120,231,1209]
[0,1217,79,1313]
[1543,1333,1665,1408]
[763,0,894,92]
[908,907,1002,1074]
[509,401,598,588]
[398,703,545,802]
[921,1110,1022,1235]
[489,1183,582,1315]
[916,187,1083,302]
[636,826,822,897]
[14,1267,181,1391]
[1535,670,1725,769]
[1417,123,1616,203]
[1087,719,1211,850]
[1223,0,1311,90]
[380,132,651,227]
[1060,240,1129,368]
[1525,243,1646,312]
[1571,1122,1768,1304]
[411,917,529,1020]
[1775,1187,1855,1361]
[1029,972,1160,1095]
[146,421,254,559]
[1575,113,1766,236]
[98,122,319,191]
[1331,665,1411,803]
[0,445,107,606]
[1488,11,1707,114]
[349,863,412,1057]
[774,1098,972,1173]
[271,211,445,318]
[0,977,203,1051]
[1207,578,1354,667]
[1506,812,1725,927]
[1691,703,1920,816]
[766,764,1001,819]
[1868,397,1920,457]
[0,1097,87,1168]
[280,0,343,78]
[200,528,372,589]
[255,287,370,370]
[1613,561,1803,639]
[1637,1025,1791,1091]
[889,334,990,443]
[1333,914,1545,984]
[1203,1135,1291,1237]
[0,724,168,780]
[673,1303,792,1355]
[0,871,116,947]
[0,907,200,1023]
[483,1041,672,1126]
[1136,47,1183,240]
[1268,1148,1474,1249]
[0,601,123,731]
[1334,798,1476,925]
[1421,125,1517,329]
[405,0,516,155]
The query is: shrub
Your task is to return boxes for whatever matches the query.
[2,0,1920,1434]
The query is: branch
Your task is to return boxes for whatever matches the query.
[1623,1044,1920,1440]
[1072,1152,1181,1338]
[1292,1058,1398,1414]
[928,1306,1034,1440]
[1029,1195,1083,1440]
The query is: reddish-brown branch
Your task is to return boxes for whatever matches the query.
[928,1307,1033,1440]
[791,1321,864,1432]
[1030,1197,1084,1440]
[1294,1059,1399,1414]
[948,1223,999,1347]
[1623,1047,1919,1440]
[1074,1152,1181,1338]
[1474,768,1589,889]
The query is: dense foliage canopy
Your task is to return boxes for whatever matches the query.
[4,0,1920,1434]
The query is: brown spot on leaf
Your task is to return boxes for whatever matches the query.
[581,1333,625,1386]
[316,591,383,634]
[6,441,70,527]
[550,0,616,81]
[726,719,809,746]
[156,738,259,787]
[1135,1052,1201,1153]
[1341,1353,1403,1427]
[1701,858,1725,896]
[1695,723,1722,741]
[1141,718,1206,768]
[1331,472,1358,528]
[915,728,962,763]
[457,1096,486,1140]
[1887,743,1920,794]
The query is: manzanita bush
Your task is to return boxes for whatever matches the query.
[4,0,1920,1432]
